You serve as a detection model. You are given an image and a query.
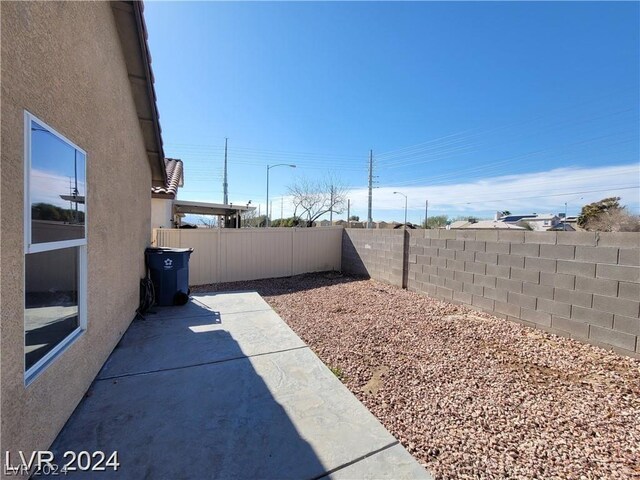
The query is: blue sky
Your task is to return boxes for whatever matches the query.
[145,1,639,224]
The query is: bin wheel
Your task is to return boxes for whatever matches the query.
[174,291,189,306]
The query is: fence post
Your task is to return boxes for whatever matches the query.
[291,227,295,276]
[217,225,222,283]
[402,228,409,289]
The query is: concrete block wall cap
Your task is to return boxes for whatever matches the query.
[557,231,597,246]
[596,232,640,248]
[524,231,558,244]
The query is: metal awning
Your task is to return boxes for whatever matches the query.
[60,195,86,204]
[173,200,254,216]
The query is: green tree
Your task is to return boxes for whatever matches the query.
[422,215,448,229]
[348,215,360,221]
[32,202,84,223]
[271,217,299,227]
[451,215,480,223]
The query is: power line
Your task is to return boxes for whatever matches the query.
[431,185,640,207]
[375,86,638,161]
[377,134,638,189]
[376,109,637,169]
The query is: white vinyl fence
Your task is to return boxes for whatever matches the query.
[153,227,343,286]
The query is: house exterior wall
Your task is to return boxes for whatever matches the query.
[151,198,174,230]
[516,218,560,231]
[342,229,640,358]
[1,1,152,462]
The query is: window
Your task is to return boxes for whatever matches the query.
[24,112,87,383]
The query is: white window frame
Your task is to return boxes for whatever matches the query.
[24,111,88,386]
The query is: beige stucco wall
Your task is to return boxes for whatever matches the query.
[1,1,152,464]
[151,197,174,230]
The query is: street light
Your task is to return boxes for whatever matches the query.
[393,191,407,226]
[266,164,296,227]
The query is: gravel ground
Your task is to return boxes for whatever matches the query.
[194,273,640,479]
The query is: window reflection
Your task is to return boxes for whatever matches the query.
[25,248,79,370]
[30,120,86,244]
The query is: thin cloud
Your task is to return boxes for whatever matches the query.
[348,163,640,218]
[184,163,639,224]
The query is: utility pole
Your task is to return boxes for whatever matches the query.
[73,150,79,223]
[281,197,284,222]
[223,137,229,205]
[347,199,350,226]
[367,150,373,229]
[68,177,73,215]
[425,200,429,229]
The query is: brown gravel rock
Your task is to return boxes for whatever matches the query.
[194,273,640,480]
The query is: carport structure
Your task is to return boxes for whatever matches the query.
[173,199,254,228]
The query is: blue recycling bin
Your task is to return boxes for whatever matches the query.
[145,247,194,306]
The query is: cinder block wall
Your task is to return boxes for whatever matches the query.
[342,229,405,287]
[342,229,640,357]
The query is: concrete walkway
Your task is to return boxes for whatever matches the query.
[49,292,432,479]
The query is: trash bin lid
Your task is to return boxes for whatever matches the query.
[145,247,194,254]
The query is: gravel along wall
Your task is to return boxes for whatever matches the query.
[342,229,640,357]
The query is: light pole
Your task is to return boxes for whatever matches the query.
[425,199,428,229]
[393,191,407,226]
[266,164,296,227]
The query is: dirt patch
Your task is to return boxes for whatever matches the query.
[195,273,640,479]
[362,365,390,395]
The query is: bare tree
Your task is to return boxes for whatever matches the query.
[288,175,348,227]
[585,209,640,232]
[198,216,217,228]
[241,209,266,228]
[578,197,640,232]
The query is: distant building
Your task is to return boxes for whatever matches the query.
[151,158,184,229]
[448,220,526,230]
[496,212,562,231]
[548,223,576,231]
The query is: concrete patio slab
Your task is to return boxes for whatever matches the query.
[150,291,272,320]
[319,444,429,480]
[98,309,305,379]
[47,292,432,479]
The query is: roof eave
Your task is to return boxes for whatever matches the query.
[112,1,167,187]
